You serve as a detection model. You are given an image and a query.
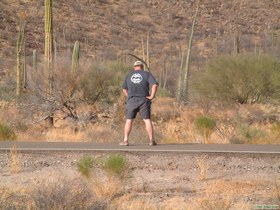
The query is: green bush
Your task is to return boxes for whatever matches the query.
[193,54,280,104]
[0,123,16,141]
[194,116,216,143]
[237,125,266,143]
[103,154,127,176]
[79,61,130,105]
[77,155,94,178]
[271,121,280,136]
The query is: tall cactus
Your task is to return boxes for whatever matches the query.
[44,0,53,96]
[16,21,25,96]
[176,49,186,102]
[141,36,146,70]
[33,49,37,71]
[71,41,80,72]
[54,39,57,66]
[140,31,151,72]
[23,43,27,91]
[146,30,150,71]
[182,0,200,103]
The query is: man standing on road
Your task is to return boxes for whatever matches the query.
[120,61,158,146]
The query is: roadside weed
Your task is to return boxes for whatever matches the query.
[103,154,127,177]
[194,116,216,143]
[0,123,16,141]
[77,155,94,178]
[9,145,21,173]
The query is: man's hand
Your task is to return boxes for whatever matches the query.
[146,96,154,100]
[123,89,128,97]
[146,84,158,101]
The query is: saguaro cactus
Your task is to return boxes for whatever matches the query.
[44,0,53,96]
[176,49,186,102]
[33,50,37,71]
[16,22,25,96]
[71,41,80,72]
[182,0,200,103]
[140,31,151,71]
[141,36,145,70]
[23,44,27,91]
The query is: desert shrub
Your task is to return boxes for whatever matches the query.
[79,61,130,105]
[193,54,280,104]
[15,121,29,132]
[28,59,81,122]
[271,121,280,136]
[199,197,232,210]
[0,122,16,141]
[0,78,16,101]
[103,154,127,176]
[156,87,171,97]
[0,187,35,209]
[32,177,106,210]
[236,125,266,144]
[194,116,216,143]
[77,155,94,178]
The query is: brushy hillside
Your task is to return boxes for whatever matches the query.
[1,0,280,73]
[0,0,280,144]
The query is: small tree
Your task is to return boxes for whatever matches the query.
[193,54,280,104]
[79,61,129,105]
[28,60,80,126]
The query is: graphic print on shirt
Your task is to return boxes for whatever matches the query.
[131,73,143,84]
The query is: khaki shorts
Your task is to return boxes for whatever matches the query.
[126,99,151,119]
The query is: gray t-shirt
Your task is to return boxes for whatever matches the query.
[122,70,158,102]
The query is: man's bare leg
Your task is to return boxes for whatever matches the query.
[143,119,155,144]
[124,119,133,143]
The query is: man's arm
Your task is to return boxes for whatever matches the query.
[123,89,128,97]
[146,84,158,100]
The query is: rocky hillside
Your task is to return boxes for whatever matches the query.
[1,0,280,80]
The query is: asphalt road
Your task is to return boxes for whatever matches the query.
[0,141,280,154]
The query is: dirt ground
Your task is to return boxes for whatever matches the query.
[0,151,279,209]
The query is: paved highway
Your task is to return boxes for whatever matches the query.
[0,141,280,154]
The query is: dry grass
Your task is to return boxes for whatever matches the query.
[1,160,278,210]
[45,127,86,142]
[2,96,279,144]
[16,128,45,141]
[194,179,278,209]
[193,180,239,209]
[162,197,193,210]
[153,97,280,144]
[85,123,121,143]
[32,176,106,210]
[91,175,124,202]
[0,187,35,210]
[0,106,19,125]
[115,197,160,210]
[9,145,21,173]
[196,155,209,181]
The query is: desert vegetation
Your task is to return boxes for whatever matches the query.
[0,152,279,209]
[0,1,280,209]
[0,0,280,144]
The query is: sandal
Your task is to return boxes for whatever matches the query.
[149,140,157,146]
[120,140,129,146]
